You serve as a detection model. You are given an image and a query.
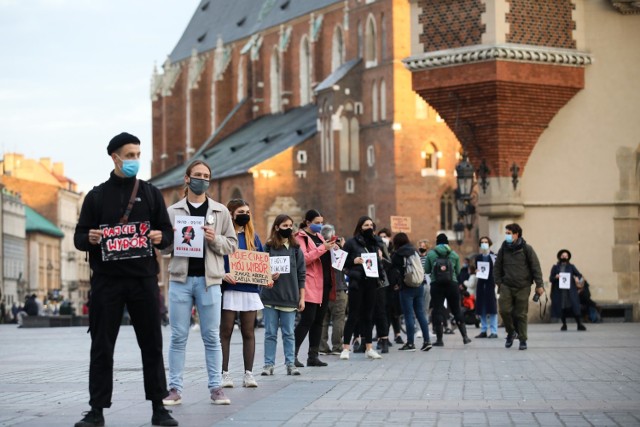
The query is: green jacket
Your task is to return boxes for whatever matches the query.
[494,238,543,289]
[423,244,460,283]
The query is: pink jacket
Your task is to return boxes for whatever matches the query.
[295,230,328,304]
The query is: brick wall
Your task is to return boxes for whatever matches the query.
[417,0,485,52]
[506,0,576,49]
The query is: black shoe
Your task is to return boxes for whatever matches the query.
[354,342,366,353]
[444,328,454,335]
[475,332,487,338]
[420,342,433,352]
[394,335,404,344]
[488,333,498,338]
[463,337,472,345]
[398,343,416,351]
[505,334,515,348]
[433,340,444,347]
[381,339,389,354]
[518,340,527,351]
[577,324,586,331]
[561,324,567,331]
[152,406,178,426]
[294,358,305,367]
[306,357,328,367]
[75,409,105,427]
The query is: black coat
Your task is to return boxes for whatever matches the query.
[388,244,417,289]
[343,234,387,289]
[549,262,582,318]
[474,253,497,316]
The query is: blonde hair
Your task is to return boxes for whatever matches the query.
[227,199,257,251]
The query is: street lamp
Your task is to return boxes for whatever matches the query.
[455,155,475,199]
[453,221,465,246]
[464,204,476,230]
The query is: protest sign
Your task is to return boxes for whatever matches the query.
[361,253,379,278]
[100,221,154,262]
[174,215,205,258]
[270,256,290,274]
[331,248,348,271]
[390,216,411,233]
[229,249,271,286]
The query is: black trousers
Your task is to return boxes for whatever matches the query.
[343,279,378,345]
[374,286,389,338]
[294,286,330,359]
[88,274,167,408]
[430,281,464,327]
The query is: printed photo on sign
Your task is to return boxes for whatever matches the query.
[229,249,272,286]
[559,272,571,289]
[270,256,290,274]
[100,221,153,262]
[476,261,490,280]
[361,253,379,278]
[331,248,348,271]
[173,215,205,258]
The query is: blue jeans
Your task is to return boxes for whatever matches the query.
[168,277,222,392]
[479,313,498,335]
[399,285,430,345]
[263,306,296,367]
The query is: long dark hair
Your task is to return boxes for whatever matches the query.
[267,214,299,249]
[299,209,322,229]
[392,232,410,248]
[352,216,374,237]
[183,160,211,197]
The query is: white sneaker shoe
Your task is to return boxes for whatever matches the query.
[339,349,350,360]
[366,349,382,359]
[243,370,258,388]
[416,331,423,339]
[221,371,234,388]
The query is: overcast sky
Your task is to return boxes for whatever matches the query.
[0,0,198,192]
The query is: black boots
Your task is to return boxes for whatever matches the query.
[457,321,472,344]
[152,401,179,426]
[74,408,104,427]
[433,324,444,346]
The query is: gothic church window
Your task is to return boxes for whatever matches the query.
[299,36,311,105]
[332,26,344,72]
[270,46,282,113]
[365,14,377,67]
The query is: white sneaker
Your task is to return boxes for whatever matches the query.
[416,331,423,339]
[243,370,258,388]
[221,371,234,388]
[339,349,350,360]
[366,349,382,359]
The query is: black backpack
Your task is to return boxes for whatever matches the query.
[432,250,453,284]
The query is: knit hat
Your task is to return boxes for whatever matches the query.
[436,233,449,245]
[107,132,140,155]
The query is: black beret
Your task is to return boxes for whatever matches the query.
[436,233,449,245]
[557,249,572,260]
[107,132,140,155]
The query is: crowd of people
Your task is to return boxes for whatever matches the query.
[66,133,603,427]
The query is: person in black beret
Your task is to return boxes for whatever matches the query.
[73,133,178,427]
[549,249,586,332]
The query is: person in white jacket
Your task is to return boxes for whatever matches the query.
[161,160,238,407]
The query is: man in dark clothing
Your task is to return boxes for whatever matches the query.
[73,132,177,427]
[494,223,544,351]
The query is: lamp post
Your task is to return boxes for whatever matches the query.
[453,221,465,246]
[454,154,476,245]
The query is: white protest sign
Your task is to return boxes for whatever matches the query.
[559,272,571,289]
[476,261,490,280]
[331,248,348,271]
[174,216,205,258]
[361,253,379,278]
[270,256,290,274]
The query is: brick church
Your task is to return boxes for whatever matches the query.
[150,0,463,244]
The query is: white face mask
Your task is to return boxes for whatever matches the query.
[480,243,489,251]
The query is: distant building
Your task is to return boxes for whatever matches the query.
[0,154,88,310]
[1,187,27,307]
[25,206,63,305]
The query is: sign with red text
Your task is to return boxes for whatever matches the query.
[229,249,271,286]
[390,216,411,233]
[100,221,153,261]
[173,215,205,258]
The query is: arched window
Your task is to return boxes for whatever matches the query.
[440,189,454,231]
[237,56,245,103]
[331,26,344,72]
[379,79,386,121]
[372,82,378,122]
[299,36,311,105]
[423,143,439,170]
[349,117,360,170]
[381,13,387,60]
[365,14,377,67]
[270,47,281,113]
[357,20,363,58]
[339,108,360,172]
[339,116,350,171]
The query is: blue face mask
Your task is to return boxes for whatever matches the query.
[309,223,323,234]
[505,234,513,244]
[117,156,140,177]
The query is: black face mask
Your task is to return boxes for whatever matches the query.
[419,248,427,254]
[560,258,569,263]
[277,228,293,239]
[362,228,375,240]
[234,214,251,227]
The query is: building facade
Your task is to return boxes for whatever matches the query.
[404,0,640,316]
[1,187,27,308]
[150,0,465,252]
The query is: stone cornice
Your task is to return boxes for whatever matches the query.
[403,44,593,71]
[610,0,640,14]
